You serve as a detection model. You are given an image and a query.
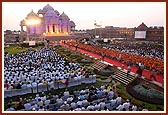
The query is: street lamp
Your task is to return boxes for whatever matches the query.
[94,21,102,39]
[94,20,96,39]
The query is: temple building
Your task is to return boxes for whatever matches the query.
[20,4,76,41]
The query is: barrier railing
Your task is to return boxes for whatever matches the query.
[4,76,96,98]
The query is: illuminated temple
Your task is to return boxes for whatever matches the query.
[20,4,76,41]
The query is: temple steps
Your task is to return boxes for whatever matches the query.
[111,69,137,86]
[90,61,108,71]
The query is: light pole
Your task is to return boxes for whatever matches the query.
[94,21,102,39]
[94,20,96,39]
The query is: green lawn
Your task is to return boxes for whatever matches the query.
[4,45,44,55]
[4,46,29,55]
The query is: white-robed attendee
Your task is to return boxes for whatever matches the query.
[48,79,54,90]
[116,94,122,106]
[94,102,101,110]
[87,103,94,110]
[123,99,130,111]
[110,98,117,110]
[38,106,45,111]
[70,101,77,109]
[67,95,74,103]
[64,89,70,96]
[132,104,137,111]
[32,80,37,87]
[76,99,83,107]
[24,101,32,111]
[27,82,32,88]
[116,104,124,111]
[74,105,82,111]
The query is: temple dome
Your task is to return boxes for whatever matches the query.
[44,10,57,17]
[60,12,70,20]
[70,21,75,27]
[26,10,40,19]
[37,9,43,14]
[20,19,26,26]
[42,4,54,13]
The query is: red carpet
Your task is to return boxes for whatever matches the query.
[60,43,164,84]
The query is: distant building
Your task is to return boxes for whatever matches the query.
[103,26,134,39]
[4,30,21,43]
[86,26,134,40]
[86,22,164,41]
[134,22,164,41]
[20,4,76,41]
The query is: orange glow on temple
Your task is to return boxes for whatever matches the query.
[44,32,69,36]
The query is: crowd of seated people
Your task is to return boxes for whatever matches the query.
[4,47,91,91]
[64,40,164,75]
[88,40,164,60]
[6,84,148,111]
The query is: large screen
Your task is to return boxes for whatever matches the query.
[104,38,108,42]
[134,31,146,39]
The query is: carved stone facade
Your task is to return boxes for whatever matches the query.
[20,4,75,41]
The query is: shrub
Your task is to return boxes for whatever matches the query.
[98,69,113,76]
[70,54,78,58]
[139,89,147,97]
[133,84,164,100]
[146,91,154,98]
[100,77,108,80]
[36,42,44,46]
[80,59,92,63]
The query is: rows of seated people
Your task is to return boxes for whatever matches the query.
[4,47,91,91]
[88,40,164,60]
[64,40,164,75]
[6,84,148,111]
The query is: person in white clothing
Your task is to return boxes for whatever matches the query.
[32,81,37,87]
[123,99,130,111]
[77,99,83,107]
[116,94,122,106]
[67,95,74,103]
[132,104,137,111]
[24,102,32,111]
[74,105,82,111]
[64,89,70,96]
[38,106,45,111]
[116,104,124,111]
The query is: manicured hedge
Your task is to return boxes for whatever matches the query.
[126,79,164,105]
[79,59,92,63]
[94,69,113,76]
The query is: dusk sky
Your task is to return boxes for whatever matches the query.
[2,2,165,31]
